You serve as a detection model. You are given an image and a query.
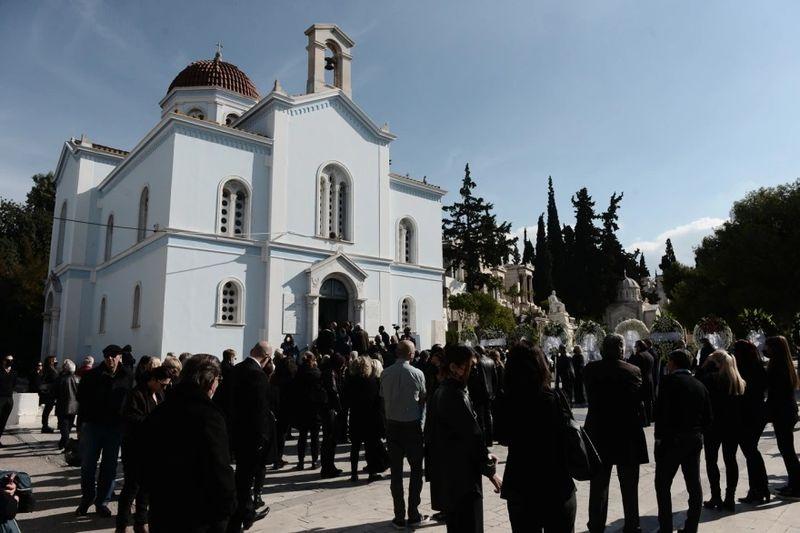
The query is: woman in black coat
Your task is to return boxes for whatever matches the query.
[344,356,383,482]
[270,356,297,470]
[733,340,770,503]
[699,351,744,512]
[764,336,800,498]
[426,344,502,533]
[501,343,576,533]
[293,353,324,470]
[117,366,169,531]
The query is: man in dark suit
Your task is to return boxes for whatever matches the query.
[584,334,648,533]
[214,348,237,459]
[654,349,713,533]
[629,340,655,426]
[228,342,272,532]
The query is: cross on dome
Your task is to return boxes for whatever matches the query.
[215,41,223,59]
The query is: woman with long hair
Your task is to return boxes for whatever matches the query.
[501,342,576,532]
[700,350,745,511]
[732,340,770,503]
[764,336,800,498]
[344,356,383,482]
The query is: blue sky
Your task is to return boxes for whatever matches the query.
[2,0,799,269]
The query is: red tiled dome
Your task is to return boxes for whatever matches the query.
[168,54,259,100]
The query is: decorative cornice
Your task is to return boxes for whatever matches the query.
[390,179,445,202]
[174,124,271,155]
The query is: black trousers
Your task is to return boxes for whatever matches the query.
[386,420,424,522]
[655,433,703,533]
[507,492,577,533]
[774,420,800,489]
[57,414,75,448]
[274,417,290,465]
[350,429,381,475]
[296,422,319,465]
[228,444,261,533]
[739,420,768,495]
[574,373,585,404]
[588,463,640,532]
[320,409,338,474]
[445,492,482,533]
[0,396,13,439]
[41,398,55,428]
[116,445,148,527]
[704,431,738,498]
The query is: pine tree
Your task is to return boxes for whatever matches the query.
[532,214,553,302]
[522,227,535,265]
[546,176,565,291]
[442,164,518,290]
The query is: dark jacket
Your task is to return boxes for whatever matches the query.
[143,383,235,531]
[344,373,381,438]
[40,365,58,400]
[501,388,575,505]
[317,328,336,355]
[76,364,133,426]
[426,378,495,512]
[468,354,498,406]
[231,358,271,448]
[26,371,42,394]
[766,361,799,426]
[54,373,78,417]
[294,364,325,426]
[556,354,575,383]
[628,349,655,404]
[698,368,741,439]
[738,362,767,430]
[212,360,236,421]
[583,358,649,465]
[0,370,17,398]
[121,384,160,451]
[653,369,713,440]
[320,361,341,413]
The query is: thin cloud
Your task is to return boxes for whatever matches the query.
[628,217,727,253]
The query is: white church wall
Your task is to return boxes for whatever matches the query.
[160,236,264,357]
[50,153,80,272]
[169,129,270,237]
[99,135,175,258]
[91,239,169,357]
[389,267,443,348]
[277,102,384,258]
[389,185,444,269]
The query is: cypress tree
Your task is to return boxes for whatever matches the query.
[533,214,553,302]
[546,176,565,291]
[570,188,601,317]
[521,227,535,264]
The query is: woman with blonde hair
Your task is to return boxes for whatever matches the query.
[764,336,800,498]
[700,350,746,512]
[344,356,383,482]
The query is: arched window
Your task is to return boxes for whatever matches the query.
[400,296,415,331]
[137,187,149,242]
[225,113,239,126]
[217,179,250,237]
[104,214,114,261]
[316,164,351,241]
[131,284,141,329]
[99,296,107,334]
[217,278,245,325]
[187,108,205,120]
[397,217,417,264]
[55,201,67,265]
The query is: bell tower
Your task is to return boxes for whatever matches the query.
[305,24,355,98]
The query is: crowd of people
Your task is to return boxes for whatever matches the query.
[0,320,799,533]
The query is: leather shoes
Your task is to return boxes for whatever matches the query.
[243,507,270,530]
[95,504,113,517]
[75,504,89,516]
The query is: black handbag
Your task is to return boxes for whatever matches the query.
[555,389,602,481]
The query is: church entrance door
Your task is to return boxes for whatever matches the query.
[318,278,349,330]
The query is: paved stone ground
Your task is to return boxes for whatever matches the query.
[3,406,800,532]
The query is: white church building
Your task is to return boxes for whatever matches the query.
[43,24,447,359]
